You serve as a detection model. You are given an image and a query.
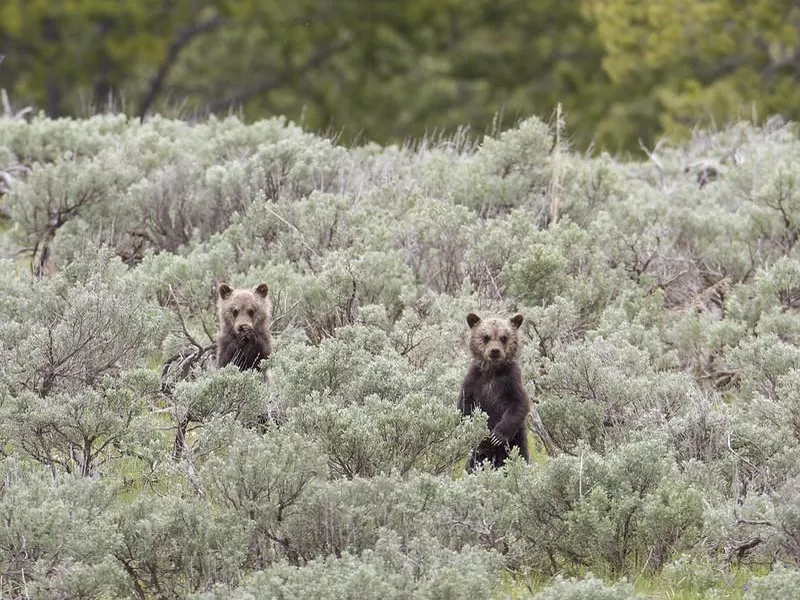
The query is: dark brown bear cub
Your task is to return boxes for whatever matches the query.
[458,312,531,471]
[216,282,272,371]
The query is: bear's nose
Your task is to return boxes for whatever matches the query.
[489,348,501,359]
[237,324,252,332]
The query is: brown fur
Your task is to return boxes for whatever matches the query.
[458,312,530,471]
[216,282,272,371]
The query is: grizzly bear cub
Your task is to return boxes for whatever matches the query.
[216,282,272,371]
[458,312,531,471]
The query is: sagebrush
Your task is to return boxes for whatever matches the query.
[1,113,800,598]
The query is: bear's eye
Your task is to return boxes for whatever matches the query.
[500,335,508,344]
[247,308,255,317]
[231,309,239,318]
[482,335,490,344]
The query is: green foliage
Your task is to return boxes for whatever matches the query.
[589,0,800,150]
[0,1,606,149]
[6,0,800,154]
[0,247,162,397]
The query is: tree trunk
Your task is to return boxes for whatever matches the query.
[41,17,63,116]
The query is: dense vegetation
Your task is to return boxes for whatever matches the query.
[3,112,800,598]
[3,0,800,152]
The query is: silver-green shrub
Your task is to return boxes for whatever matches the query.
[3,114,800,596]
[533,574,639,600]
[0,457,124,599]
[193,531,501,600]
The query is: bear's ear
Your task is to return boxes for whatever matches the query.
[254,283,269,298]
[466,313,481,329]
[510,313,524,329]
[218,282,233,300]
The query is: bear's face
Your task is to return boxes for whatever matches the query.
[467,312,523,367]
[217,282,270,341]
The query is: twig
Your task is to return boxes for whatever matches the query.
[726,536,763,564]
[206,35,353,113]
[548,103,563,227]
[1,88,32,119]
[727,430,759,473]
[168,285,204,351]
[638,138,664,171]
[261,204,318,257]
[736,519,773,527]
[138,16,227,120]
[484,263,503,300]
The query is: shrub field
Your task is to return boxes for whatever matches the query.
[2,113,800,598]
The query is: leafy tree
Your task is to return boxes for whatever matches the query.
[588,0,800,150]
[0,0,605,147]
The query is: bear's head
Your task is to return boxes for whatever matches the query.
[217,282,271,341]
[466,312,523,368]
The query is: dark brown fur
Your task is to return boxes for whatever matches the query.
[216,282,272,371]
[458,312,530,471]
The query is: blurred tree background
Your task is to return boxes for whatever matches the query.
[1,0,800,152]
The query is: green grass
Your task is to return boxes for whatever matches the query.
[630,565,761,600]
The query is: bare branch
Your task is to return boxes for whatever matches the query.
[725,535,763,565]
[548,102,564,227]
[206,35,354,113]
[168,285,204,352]
[138,16,227,120]
[762,49,800,79]
[736,519,774,527]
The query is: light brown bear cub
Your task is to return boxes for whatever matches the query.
[458,312,531,471]
[216,282,272,371]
